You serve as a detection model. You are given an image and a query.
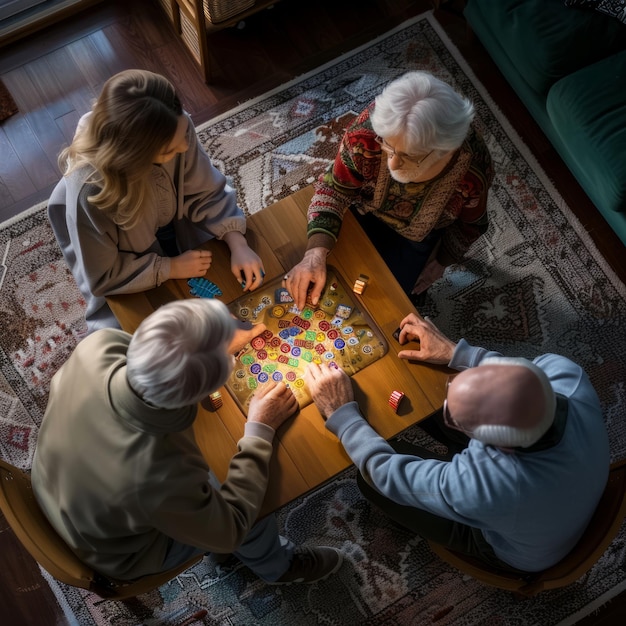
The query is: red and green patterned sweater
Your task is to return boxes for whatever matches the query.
[307,104,494,264]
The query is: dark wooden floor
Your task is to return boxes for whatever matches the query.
[0,0,624,624]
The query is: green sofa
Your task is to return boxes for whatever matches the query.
[464,0,626,245]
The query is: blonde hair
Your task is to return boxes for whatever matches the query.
[59,69,183,230]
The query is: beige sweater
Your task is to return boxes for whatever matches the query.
[31,329,275,580]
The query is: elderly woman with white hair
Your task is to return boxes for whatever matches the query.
[31,299,343,584]
[303,312,610,574]
[285,71,494,310]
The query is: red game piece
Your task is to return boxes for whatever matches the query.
[388,390,405,412]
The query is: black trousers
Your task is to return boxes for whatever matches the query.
[351,207,441,296]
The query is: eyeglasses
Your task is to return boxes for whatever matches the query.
[442,374,472,435]
[375,136,434,166]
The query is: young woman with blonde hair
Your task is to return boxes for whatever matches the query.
[49,69,264,333]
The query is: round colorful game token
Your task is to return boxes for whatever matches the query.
[388,390,405,412]
[251,336,266,350]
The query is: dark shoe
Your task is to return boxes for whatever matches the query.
[270,546,343,585]
[409,291,427,307]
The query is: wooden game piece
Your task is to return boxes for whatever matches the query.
[208,391,223,410]
[388,390,405,412]
[353,274,369,295]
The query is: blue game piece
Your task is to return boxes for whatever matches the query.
[187,277,223,298]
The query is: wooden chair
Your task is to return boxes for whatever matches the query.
[0,458,202,600]
[155,0,282,83]
[429,458,626,597]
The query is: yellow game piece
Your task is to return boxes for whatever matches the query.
[208,391,223,410]
[353,274,369,294]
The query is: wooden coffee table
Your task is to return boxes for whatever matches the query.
[107,185,448,516]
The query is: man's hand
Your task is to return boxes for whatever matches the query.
[228,321,267,355]
[397,313,457,365]
[247,381,299,430]
[285,247,329,310]
[169,250,213,279]
[304,362,354,420]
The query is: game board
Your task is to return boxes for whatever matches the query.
[225,267,388,414]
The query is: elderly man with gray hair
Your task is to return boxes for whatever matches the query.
[31,299,343,584]
[285,70,494,310]
[304,312,610,574]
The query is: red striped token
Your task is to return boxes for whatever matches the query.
[388,390,405,412]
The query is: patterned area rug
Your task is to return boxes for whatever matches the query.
[1,10,626,626]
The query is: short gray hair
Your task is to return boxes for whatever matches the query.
[126,299,236,409]
[370,71,475,154]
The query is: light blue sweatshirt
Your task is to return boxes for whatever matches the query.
[325,339,610,571]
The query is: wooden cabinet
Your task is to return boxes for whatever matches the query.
[155,0,281,83]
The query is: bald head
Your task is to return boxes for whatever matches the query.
[446,357,556,448]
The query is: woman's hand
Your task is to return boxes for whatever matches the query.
[223,232,265,292]
[228,321,267,354]
[247,382,299,431]
[169,250,212,279]
[284,247,329,310]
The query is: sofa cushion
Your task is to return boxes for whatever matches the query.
[465,0,626,96]
[547,50,626,214]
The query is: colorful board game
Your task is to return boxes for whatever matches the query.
[225,267,388,414]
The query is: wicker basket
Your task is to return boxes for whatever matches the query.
[205,0,256,24]
[155,0,256,26]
